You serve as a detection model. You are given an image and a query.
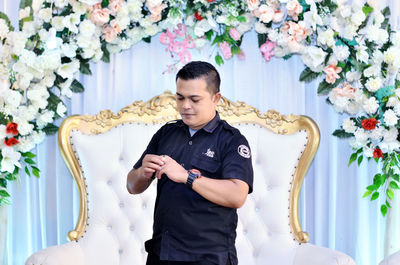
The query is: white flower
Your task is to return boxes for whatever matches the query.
[236,13,255,35]
[363,65,380,77]
[363,97,379,114]
[5,90,22,108]
[366,25,389,46]
[38,8,52,23]
[379,141,400,153]
[36,110,54,129]
[384,127,398,142]
[56,102,67,117]
[7,32,28,56]
[64,13,81,34]
[356,45,369,64]
[54,0,69,8]
[333,45,349,61]
[19,6,31,20]
[194,38,207,49]
[13,117,34,136]
[32,0,45,14]
[354,128,369,145]
[342,118,357,133]
[387,97,399,108]
[61,43,78,58]
[254,22,267,34]
[27,84,50,110]
[0,19,10,40]
[384,47,400,69]
[51,17,65,31]
[370,126,384,141]
[363,146,374,157]
[57,60,80,80]
[303,5,323,30]
[0,125,6,141]
[393,32,400,48]
[301,46,327,72]
[145,25,159,37]
[194,19,213,37]
[342,24,357,40]
[337,4,351,18]
[77,0,101,4]
[1,147,21,173]
[372,50,384,65]
[346,71,361,82]
[79,19,96,37]
[59,78,73,98]
[351,10,366,26]
[365,77,383,92]
[40,50,62,70]
[317,28,335,47]
[384,109,398,126]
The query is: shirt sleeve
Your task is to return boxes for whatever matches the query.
[221,134,254,193]
[133,127,162,169]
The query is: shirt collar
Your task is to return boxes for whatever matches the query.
[176,111,220,133]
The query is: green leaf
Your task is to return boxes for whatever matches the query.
[19,15,33,31]
[386,200,391,208]
[282,54,293,60]
[362,190,373,198]
[332,129,353,138]
[215,54,224,66]
[101,43,110,63]
[231,45,241,55]
[357,155,364,166]
[31,166,40,172]
[101,0,109,8]
[381,204,388,216]
[393,174,399,182]
[205,30,214,42]
[366,185,376,191]
[257,33,267,47]
[142,36,151,43]
[390,181,399,190]
[0,12,14,31]
[22,151,36,158]
[299,67,320,83]
[349,152,357,166]
[32,167,40,178]
[371,191,379,201]
[0,179,6,189]
[42,123,59,135]
[19,0,33,9]
[71,79,85,93]
[387,189,395,200]
[362,4,373,16]
[0,190,10,197]
[79,60,92,75]
[237,16,246,23]
[24,166,31,176]
[382,6,390,17]
[24,158,35,165]
[317,80,336,95]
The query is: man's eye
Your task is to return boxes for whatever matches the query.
[177,97,184,101]
[192,100,199,103]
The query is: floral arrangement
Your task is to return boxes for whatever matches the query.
[0,0,399,216]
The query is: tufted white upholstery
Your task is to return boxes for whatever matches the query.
[379,251,400,265]
[26,95,356,265]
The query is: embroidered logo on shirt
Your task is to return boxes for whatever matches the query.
[238,145,251,158]
[203,148,215,158]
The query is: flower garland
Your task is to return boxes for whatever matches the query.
[0,0,399,216]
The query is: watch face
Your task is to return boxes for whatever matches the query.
[190,169,201,177]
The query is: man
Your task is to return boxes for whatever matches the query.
[127,61,253,265]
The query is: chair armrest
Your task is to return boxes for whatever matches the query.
[380,251,400,265]
[25,242,85,265]
[293,243,356,265]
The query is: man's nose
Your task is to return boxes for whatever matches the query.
[182,100,191,109]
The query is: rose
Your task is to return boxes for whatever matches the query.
[258,4,274,24]
[229,28,241,41]
[286,0,303,21]
[4,137,19,147]
[361,118,379,130]
[89,6,110,25]
[324,64,342,84]
[108,0,122,13]
[332,82,357,99]
[373,148,383,159]
[260,40,275,61]
[194,11,204,21]
[6,122,19,135]
[102,20,122,42]
[247,0,259,11]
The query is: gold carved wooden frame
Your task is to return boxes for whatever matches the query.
[58,90,320,243]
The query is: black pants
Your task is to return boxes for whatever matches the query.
[146,253,230,265]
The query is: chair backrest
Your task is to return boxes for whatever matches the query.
[58,91,320,265]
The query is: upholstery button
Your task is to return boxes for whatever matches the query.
[119,156,123,161]
[243,229,248,235]
[142,204,147,209]
[107,180,112,186]
[188,141,192,145]
[119,249,123,255]
[107,225,112,230]
[130,225,135,231]
[119,202,124,208]
[267,186,272,191]
[268,232,272,237]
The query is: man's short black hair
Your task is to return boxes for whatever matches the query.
[176,61,221,95]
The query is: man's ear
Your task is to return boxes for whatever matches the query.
[213,92,222,104]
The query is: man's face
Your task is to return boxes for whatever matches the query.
[176,77,221,130]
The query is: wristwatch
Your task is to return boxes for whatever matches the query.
[186,169,201,188]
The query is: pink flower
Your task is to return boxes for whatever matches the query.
[286,0,303,21]
[324,64,342,84]
[102,20,122,42]
[219,41,232,60]
[148,4,167,22]
[281,21,309,42]
[108,0,122,13]
[150,13,162,22]
[287,36,303,53]
[160,32,172,45]
[89,5,110,25]
[238,50,246,60]
[332,82,357,98]
[174,23,186,37]
[257,4,274,23]
[247,0,260,11]
[260,40,275,61]
[172,41,187,54]
[273,10,284,23]
[179,50,192,64]
[184,36,196,49]
[229,28,241,41]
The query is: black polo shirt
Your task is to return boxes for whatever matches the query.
[133,112,253,265]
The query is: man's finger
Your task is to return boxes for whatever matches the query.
[143,162,162,171]
[147,156,165,166]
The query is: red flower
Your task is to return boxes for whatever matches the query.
[373,148,383,159]
[6,122,19,135]
[206,0,215,2]
[4,137,19,146]
[361,118,379,130]
[194,11,204,21]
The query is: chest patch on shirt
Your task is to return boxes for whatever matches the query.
[203,148,215,158]
[238,144,251,158]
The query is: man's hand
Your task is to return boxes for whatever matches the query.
[141,154,165,179]
[155,155,188,183]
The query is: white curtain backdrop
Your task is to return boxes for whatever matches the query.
[2,1,400,264]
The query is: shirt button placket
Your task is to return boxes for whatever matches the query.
[188,140,193,145]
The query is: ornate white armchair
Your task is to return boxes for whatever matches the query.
[26,91,356,265]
